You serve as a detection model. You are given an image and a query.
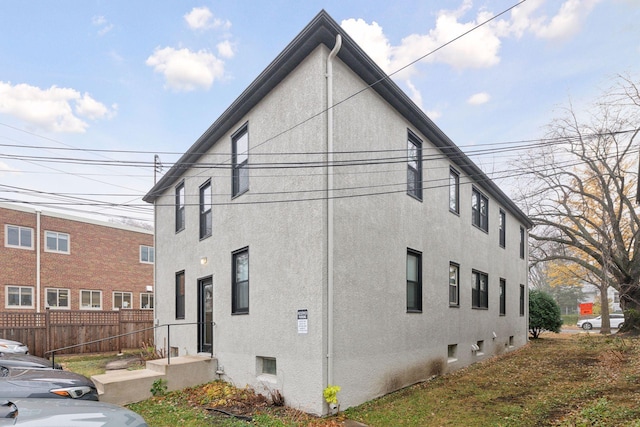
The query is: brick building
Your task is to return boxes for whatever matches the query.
[1,203,154,313]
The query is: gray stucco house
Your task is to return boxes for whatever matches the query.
[144,10,532,415]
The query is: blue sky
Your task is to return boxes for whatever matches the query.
[0,0,638,224]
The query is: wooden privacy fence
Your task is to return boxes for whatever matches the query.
[0,309,154,357]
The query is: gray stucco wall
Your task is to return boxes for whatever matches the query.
[152,44,528,415]
[327,57,528,410]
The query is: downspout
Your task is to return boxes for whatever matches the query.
[36,210,41,313]
[326,34,341,393]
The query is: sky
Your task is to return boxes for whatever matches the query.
[0,0,638,225]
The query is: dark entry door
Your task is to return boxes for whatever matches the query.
[198,277,213,353]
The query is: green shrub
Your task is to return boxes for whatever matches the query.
[529,289,562,339]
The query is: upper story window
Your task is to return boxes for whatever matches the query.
[449,168,459,214]
[449,262,459,306]
[472,270,488,309]
[140,245,155,264]
[471,188,489,232]
[175,182,185,233]
[199,180,212,239]
[232,248,249,314]
[113,291,132,310]
[45,231,69,254]
[232,124,249,197]
[406,249,422,312]
[6,286,33,309]
[5,225,33,250]
[407,131,422,200]
[46,288,69,309]
[520,226,526,259]
[499,209,506,248]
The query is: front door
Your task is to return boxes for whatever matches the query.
[198,277,213,353]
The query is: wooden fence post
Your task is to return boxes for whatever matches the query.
[45,308,50,356]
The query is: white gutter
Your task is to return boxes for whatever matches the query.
[326,34,342,391]
[36,210,41,312]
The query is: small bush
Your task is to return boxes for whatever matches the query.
[529,289,562,339]
[150,379,167,397]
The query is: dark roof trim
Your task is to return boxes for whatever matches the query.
[143,10,532,228]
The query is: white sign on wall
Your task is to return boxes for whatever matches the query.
[297,309,308,334]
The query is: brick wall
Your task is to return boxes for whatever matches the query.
[0,205,154,313]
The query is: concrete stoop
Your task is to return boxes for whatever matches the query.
[92,355,217,405]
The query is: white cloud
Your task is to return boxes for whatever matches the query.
[217,40,235,59]
[467,92,490,105]
[146,47,225,92]
[92,15,113,36]
[404,80,423,109]
[341,18,392,73]
[0,81,116,133]
[184,7,231,31]
[530,0,602,41]
[0,161,19,175]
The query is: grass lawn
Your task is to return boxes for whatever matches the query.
[64,333,640,426]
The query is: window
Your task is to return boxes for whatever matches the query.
[499,278,506,316]
[5,225,33,249]
[6,286,33,308]
[520,226,525,259]
[449,263,459,306]
[80,290,102,310]
[499,210,506,248]
[113,292,132,310]
[472,270,488,309]
[232,248,249,314]
[176,271,185,319]
[406,249,422,312]
[232,125,249,197]
[407,132,422,200]
[140,245,155,264]
[46,288,69,309]
[447,344,457,362]
[199,180,212,239]
[449,168,459,213]
[45,231,69,253]
[520,284,525,316]
[141,292,154,309]
[472,188,489,232]
[258,357,276,375]
[175,182,185,232]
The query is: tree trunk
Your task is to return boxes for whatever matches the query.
[599,287,611,335]
[619,283,640,334]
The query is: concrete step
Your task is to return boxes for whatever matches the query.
[92,355,217,405]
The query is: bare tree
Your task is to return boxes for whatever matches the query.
[515,75,640,334]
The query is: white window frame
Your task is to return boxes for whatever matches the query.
[5,225,34,250]
[113,291,132,310]
[140,292,154,309]
[45,288,70,309]
[140,245,155,264]
[80,290,102,310]
[5,285,34,309]
[45,230,70,254]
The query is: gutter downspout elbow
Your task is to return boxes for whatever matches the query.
[326,34,342,394]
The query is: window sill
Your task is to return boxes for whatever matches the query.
[472,307,489,310]
[449,304,459,308]
[406,309,422,314]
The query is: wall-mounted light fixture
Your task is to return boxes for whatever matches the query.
[200,257,208,265]
[146,285,153,292]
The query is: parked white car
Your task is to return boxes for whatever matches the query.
[577,313,625,330]
[0,338,28,355]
